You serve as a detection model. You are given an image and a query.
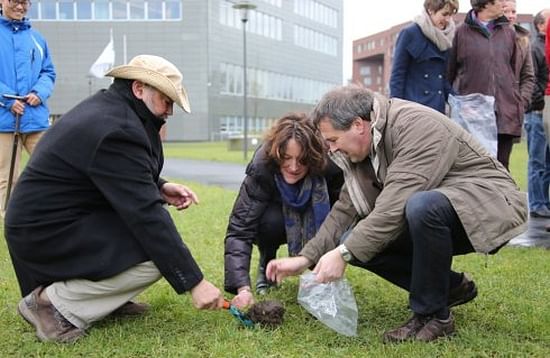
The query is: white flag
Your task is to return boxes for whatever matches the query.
[88,37,115,78]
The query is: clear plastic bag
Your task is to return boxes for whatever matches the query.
[297,271,358,336]
[448,93,497,157]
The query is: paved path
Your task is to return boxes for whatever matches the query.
[161,158,550,249]
[161,158,246,191]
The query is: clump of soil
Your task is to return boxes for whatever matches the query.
[247,300,285,328]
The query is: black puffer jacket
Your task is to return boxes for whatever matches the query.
[223,146,343,294]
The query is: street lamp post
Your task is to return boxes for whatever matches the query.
[233,1,256,161]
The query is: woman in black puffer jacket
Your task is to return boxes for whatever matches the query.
[224,113,343,308]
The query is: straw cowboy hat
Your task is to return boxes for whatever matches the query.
[105,55,191,113]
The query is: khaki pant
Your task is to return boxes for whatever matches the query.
[0,131,44,218]
[46,261,162,329]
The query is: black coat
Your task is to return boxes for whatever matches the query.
[527,33,548,112]
[4,83,203,297]
[223,146,343,294]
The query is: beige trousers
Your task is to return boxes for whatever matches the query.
[46,261,162,330]
[0,131,44,218]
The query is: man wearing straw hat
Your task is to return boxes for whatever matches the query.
[4,55,224,343]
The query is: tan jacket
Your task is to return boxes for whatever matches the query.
[300,97,528,263]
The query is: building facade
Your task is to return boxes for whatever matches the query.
[26,0,343,141]
[352,13,534,95]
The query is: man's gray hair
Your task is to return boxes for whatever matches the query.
[311,85,374,130]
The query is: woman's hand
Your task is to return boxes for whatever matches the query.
[266,256,311,284]
[231,286,255,309]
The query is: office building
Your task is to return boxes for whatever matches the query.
[27,0,343,140]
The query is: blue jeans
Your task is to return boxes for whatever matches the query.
[524,111,550,211]
[346,191,474,318]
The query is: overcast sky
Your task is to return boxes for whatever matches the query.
[342,0,550,82]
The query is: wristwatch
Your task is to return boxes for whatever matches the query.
[338,244,353,263]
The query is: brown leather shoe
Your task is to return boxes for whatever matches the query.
[448,273,477,308]
[383,314,431,343]
[111,301,150,316]
[17,287,85,343]
[415,313,455,342]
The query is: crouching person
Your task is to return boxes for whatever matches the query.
[224,113,343,308]
[267,86,527,343]
[4,55,224,343]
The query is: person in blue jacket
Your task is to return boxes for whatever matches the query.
[0,0,56,218]
[389,0,458,114]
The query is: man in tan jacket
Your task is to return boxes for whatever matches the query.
[267,86,527,343]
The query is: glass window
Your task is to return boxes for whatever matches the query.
[59,0,75,20]
[148,1,162,20]
[219,1,228,25]
[41,0,57,20]
[165,0,181,19]
[113,0,127,20]
[129,0,144,19]
[77,0,92,19]
[94,0,110,20]
[27,2,38,19]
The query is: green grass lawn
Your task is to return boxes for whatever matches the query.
[2,140,548,357]
[163,141,254,164]
[163,140,529,191]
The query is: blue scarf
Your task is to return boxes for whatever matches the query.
[274,173,330,256]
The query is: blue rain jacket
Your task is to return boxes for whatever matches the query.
[0,15,55,133]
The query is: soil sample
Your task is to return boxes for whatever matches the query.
[247,300,285,328]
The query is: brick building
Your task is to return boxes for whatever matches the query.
[352,13,534,95]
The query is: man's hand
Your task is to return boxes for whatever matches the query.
[266,256,311,284]
[160,182,199,210]
[190,279,224,310]
[25,92,42,107]
[312,247,347,283]
[231,286,255,309]
[10,99,25,116]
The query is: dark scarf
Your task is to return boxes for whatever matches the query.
[109,79,165,178]
[109,79,166,131]
[274,173,330,256]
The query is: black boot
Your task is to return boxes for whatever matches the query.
[256,246,277,295]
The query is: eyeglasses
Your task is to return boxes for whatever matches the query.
[9,0,32,7]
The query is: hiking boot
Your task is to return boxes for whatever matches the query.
[382,314,431,343]
[415,313,455,342]
[17,287,85,343]
[448,273,477,308]
[111,301,150,316]
[256,246,277,295]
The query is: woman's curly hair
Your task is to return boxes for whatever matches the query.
[263,113,327,176]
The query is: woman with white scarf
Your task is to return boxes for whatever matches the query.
[390,0,459,114]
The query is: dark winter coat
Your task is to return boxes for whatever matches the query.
[512,24,535,114]
[223,146,343,294]
[448,11,529,137]
[527,32,548,112]
[4,81,203,297]
[390,23,453,113]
